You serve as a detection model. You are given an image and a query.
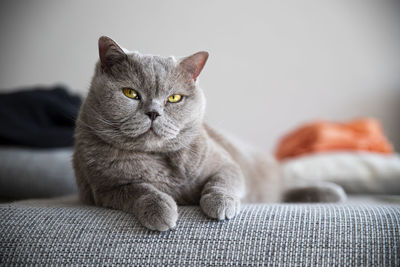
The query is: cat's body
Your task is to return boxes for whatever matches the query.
[73,36,345,231]
[74,121,282,205]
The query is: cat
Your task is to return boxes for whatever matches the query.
[73,36,346,231]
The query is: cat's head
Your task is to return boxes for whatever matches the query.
[80,36,208,152]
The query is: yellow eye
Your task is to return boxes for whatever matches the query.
[122,88,139,99]
[168,94,182,103]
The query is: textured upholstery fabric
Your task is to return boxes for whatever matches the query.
[1,196,399,266]
[0,147,77,199]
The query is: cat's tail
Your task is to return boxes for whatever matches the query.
[282,182,347,203]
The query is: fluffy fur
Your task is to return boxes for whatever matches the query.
[73,36,346,231]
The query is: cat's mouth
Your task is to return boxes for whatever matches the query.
[147,126,159,137]
[130,121,179,141]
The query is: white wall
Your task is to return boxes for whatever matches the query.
[1,0,399,152]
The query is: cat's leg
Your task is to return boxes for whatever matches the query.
[283,182,347,203]
[200,165,246,220]
[93,183,178,231]
[73,157,95,205]
[75,174,95,205]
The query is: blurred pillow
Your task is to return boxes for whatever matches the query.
[0,147,77,199]
[275,118,393,160]
[281,152,400,194]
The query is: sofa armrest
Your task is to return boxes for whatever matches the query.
[1,196,399,266]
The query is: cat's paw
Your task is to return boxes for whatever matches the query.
[200,192,241,220]
[134,192,178,231]
[283,182,347,203]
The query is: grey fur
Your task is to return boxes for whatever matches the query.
[73,36,346,231]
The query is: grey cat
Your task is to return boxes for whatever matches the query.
[73,36,346,231]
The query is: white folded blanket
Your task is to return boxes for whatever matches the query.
[281,152,400,194]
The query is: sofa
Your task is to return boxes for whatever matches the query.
[1,146,400,265]
[1,195,399,266]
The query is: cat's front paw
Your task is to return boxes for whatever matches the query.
[200,192,241,221]
[134,192,178,231]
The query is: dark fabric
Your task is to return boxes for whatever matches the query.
[0,86,82,148]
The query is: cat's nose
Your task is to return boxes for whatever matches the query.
[146,111,160,121]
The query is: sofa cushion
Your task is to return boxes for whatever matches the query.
[0,147,77,199]
[282,152,400,194]
[1,196,399,266]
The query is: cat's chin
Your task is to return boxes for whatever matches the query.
[112,122,201,152]
[118,128,176,152]
[125,125,165,140]
[130,131,191,153]
[143,127,174,140]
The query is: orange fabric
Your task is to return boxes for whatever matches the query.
[275,118,393,160]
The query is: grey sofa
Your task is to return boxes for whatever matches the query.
[1,196,399,266]
[1,147,399,265]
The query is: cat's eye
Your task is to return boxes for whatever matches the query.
[122,88,140,100]
[168,94,182,103]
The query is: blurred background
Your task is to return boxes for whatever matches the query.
[0,0,399,152]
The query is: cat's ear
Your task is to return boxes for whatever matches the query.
[98,36,127,70]
[179,51,209,81]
